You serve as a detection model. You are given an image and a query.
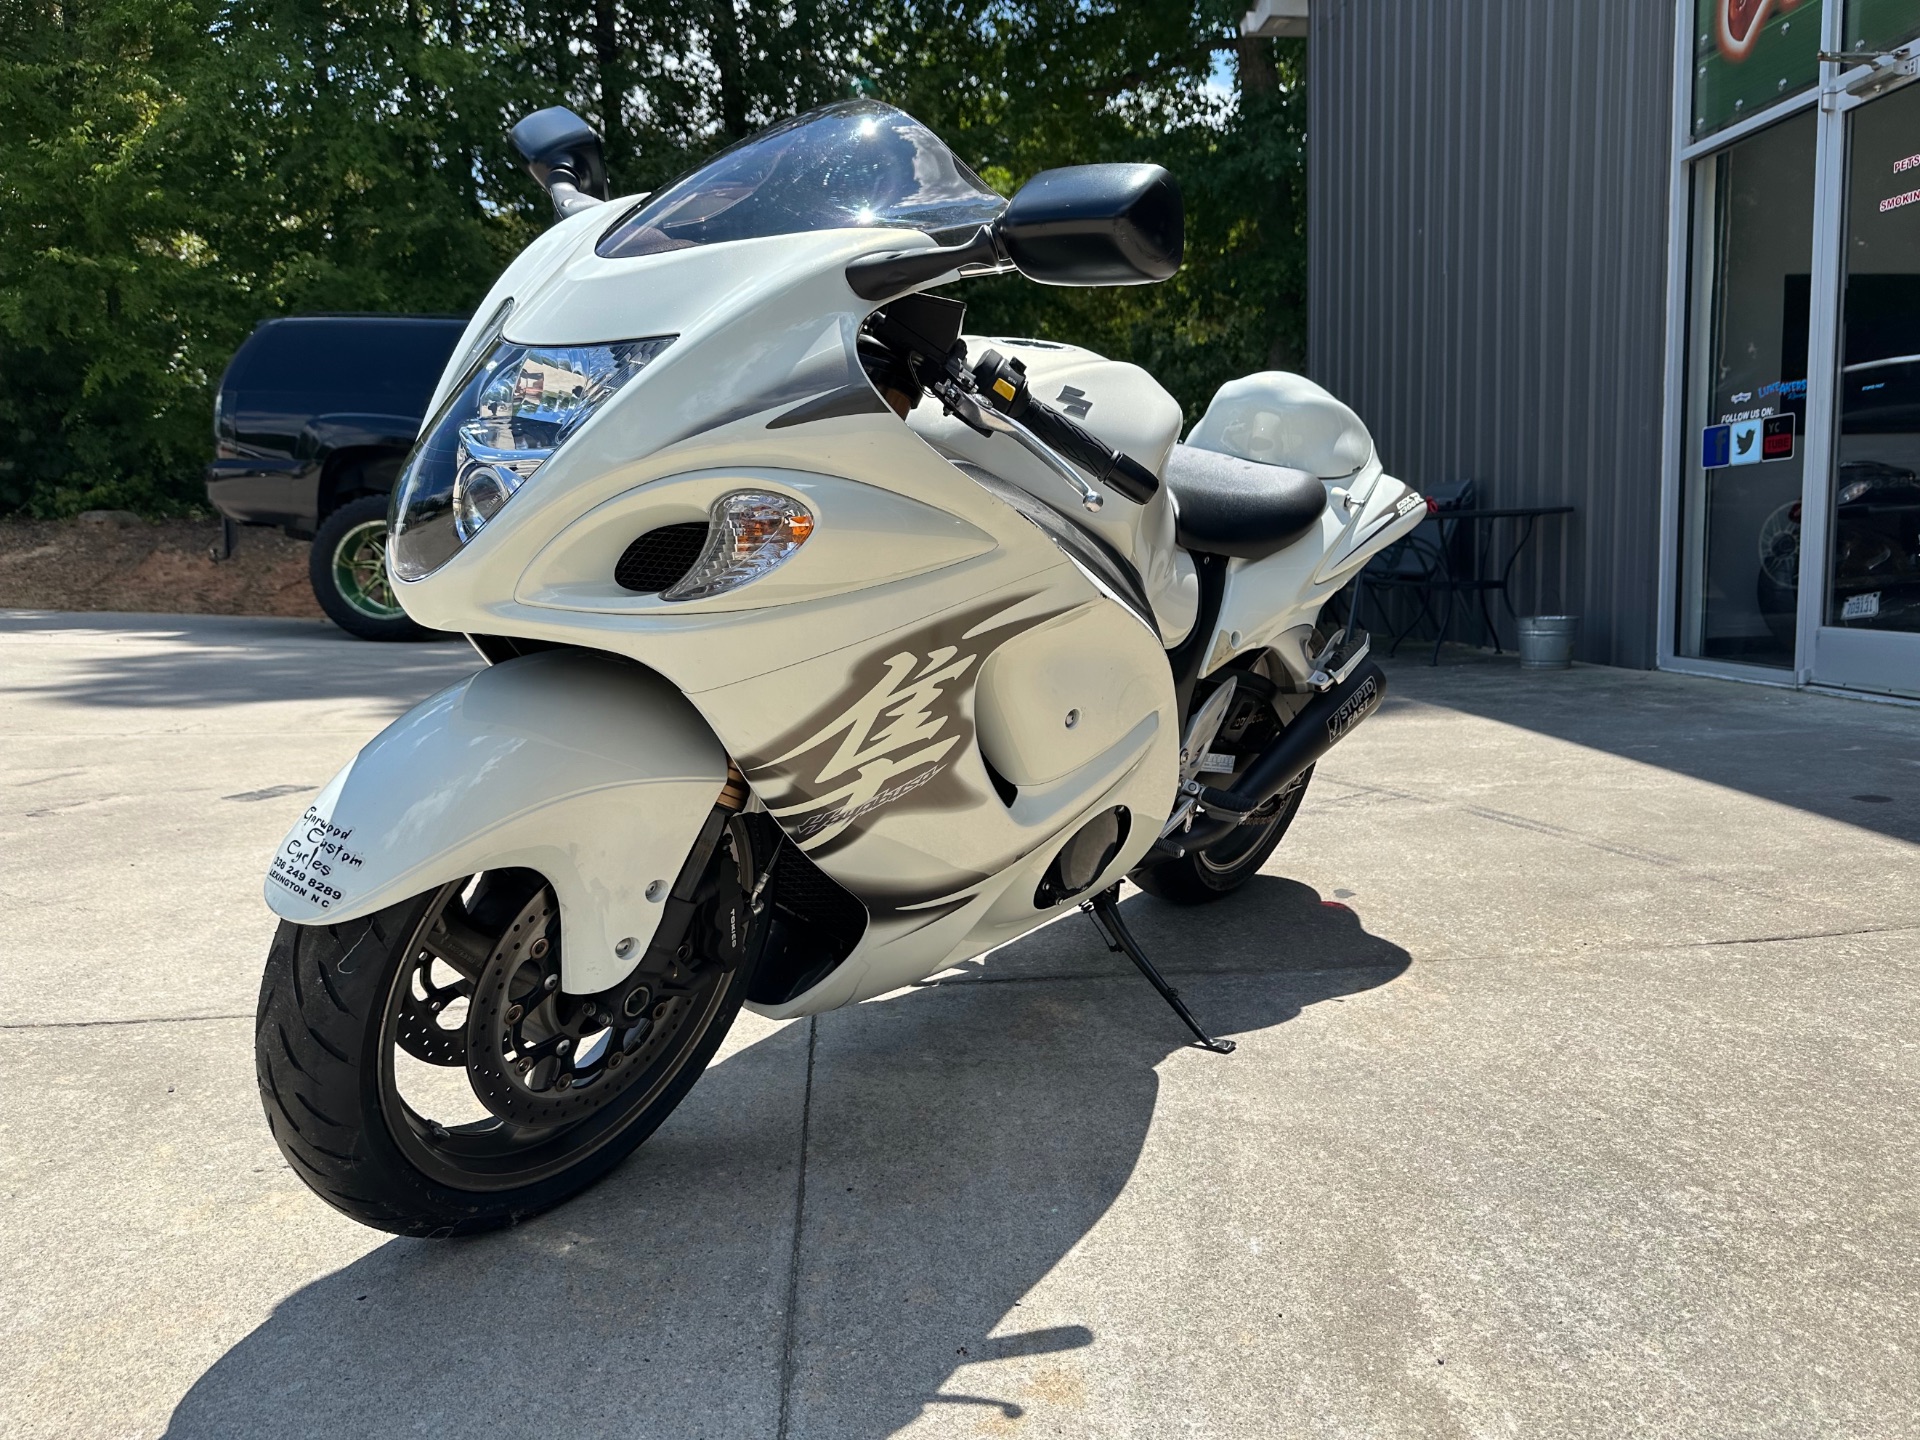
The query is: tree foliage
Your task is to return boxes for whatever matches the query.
[0,0,1303,517]
[863,1,1306,420]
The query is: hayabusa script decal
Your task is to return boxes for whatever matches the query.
[747,598,1057,854]
[773,644,976,848]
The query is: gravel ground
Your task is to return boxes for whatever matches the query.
[0,516,321,619]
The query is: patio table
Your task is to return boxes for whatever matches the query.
[1358,504,1575,665]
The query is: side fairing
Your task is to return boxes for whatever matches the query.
[715,575,1178,1014]
[384,227,1182,1011]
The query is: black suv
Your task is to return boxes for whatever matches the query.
[207,314,466,639]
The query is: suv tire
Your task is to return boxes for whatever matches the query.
[310,494,432,642]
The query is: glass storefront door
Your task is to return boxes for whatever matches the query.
[1811,78,1920,696]
[1669,1,1920,699]
[1678,112,1817,667]
[1843,0,1920,55]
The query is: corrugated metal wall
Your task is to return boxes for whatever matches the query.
[1308,0,1675,666]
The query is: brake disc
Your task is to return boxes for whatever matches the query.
[463,889,714,1127]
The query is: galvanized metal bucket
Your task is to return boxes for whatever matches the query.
[1517,615,1577,669]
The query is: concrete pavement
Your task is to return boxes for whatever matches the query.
[2,612,1916,1437]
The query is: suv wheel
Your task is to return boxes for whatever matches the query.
[310,494,431,641]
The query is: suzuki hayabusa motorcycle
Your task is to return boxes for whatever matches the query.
[255,100,1425,1235]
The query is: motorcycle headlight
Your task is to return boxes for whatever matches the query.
[1836,479,1873,506]
[389,331,675,581]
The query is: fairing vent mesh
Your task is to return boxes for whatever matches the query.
[746,837,870,1007]
[614,522,710,593]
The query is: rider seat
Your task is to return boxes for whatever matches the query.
[1162,444,1329,560]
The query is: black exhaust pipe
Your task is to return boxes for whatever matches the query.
[1179,659,1387,850]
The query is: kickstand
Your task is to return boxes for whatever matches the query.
[1081,885,1236,1054]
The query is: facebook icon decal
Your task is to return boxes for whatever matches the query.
[1701,423,1731,469]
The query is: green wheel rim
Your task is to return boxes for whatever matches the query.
[331,519,406,622]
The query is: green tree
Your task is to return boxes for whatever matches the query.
[0,0,1304,516]
[0,0,542,515]
[0,0,224,515]
[863,0,1307,424]
[510,0,859,191]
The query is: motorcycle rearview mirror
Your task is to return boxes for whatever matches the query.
[845,225,1005,301]
[996,163,1183,286]
[510,106,610,219]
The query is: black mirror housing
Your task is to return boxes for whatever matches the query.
[997,164,1183,286]
[510,107,609,206]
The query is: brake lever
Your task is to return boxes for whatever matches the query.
[929,378,1104,512]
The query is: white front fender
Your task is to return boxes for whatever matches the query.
[264,649,728,993]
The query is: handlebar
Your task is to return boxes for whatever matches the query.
[970,350,1159,506]
[1019,392,1161,506]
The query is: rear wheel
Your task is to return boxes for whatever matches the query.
[309,493,430,641]
[1131,766,1313,905]
[256,827,760,1235]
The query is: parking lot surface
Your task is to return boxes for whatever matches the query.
[2,611,1917,1438]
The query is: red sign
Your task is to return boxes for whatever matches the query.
[1716,0,1806,62]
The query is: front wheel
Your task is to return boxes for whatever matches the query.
[256,843,758,1235]
[1130,766,1313,905]
[309,493,431,641]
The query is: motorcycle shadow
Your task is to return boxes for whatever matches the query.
[165,875,1409,1439]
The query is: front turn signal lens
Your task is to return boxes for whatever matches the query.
[661,491,814,601]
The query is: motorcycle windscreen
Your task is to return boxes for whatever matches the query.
[595,99,1005,260]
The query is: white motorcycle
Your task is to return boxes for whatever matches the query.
[255,100,1424,1235]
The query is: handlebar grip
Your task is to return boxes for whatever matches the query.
[1020,400,1160,506]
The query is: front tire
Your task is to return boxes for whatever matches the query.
[1131,766,1313,905]
[256,858,755,1236]
[309,494,431,642]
